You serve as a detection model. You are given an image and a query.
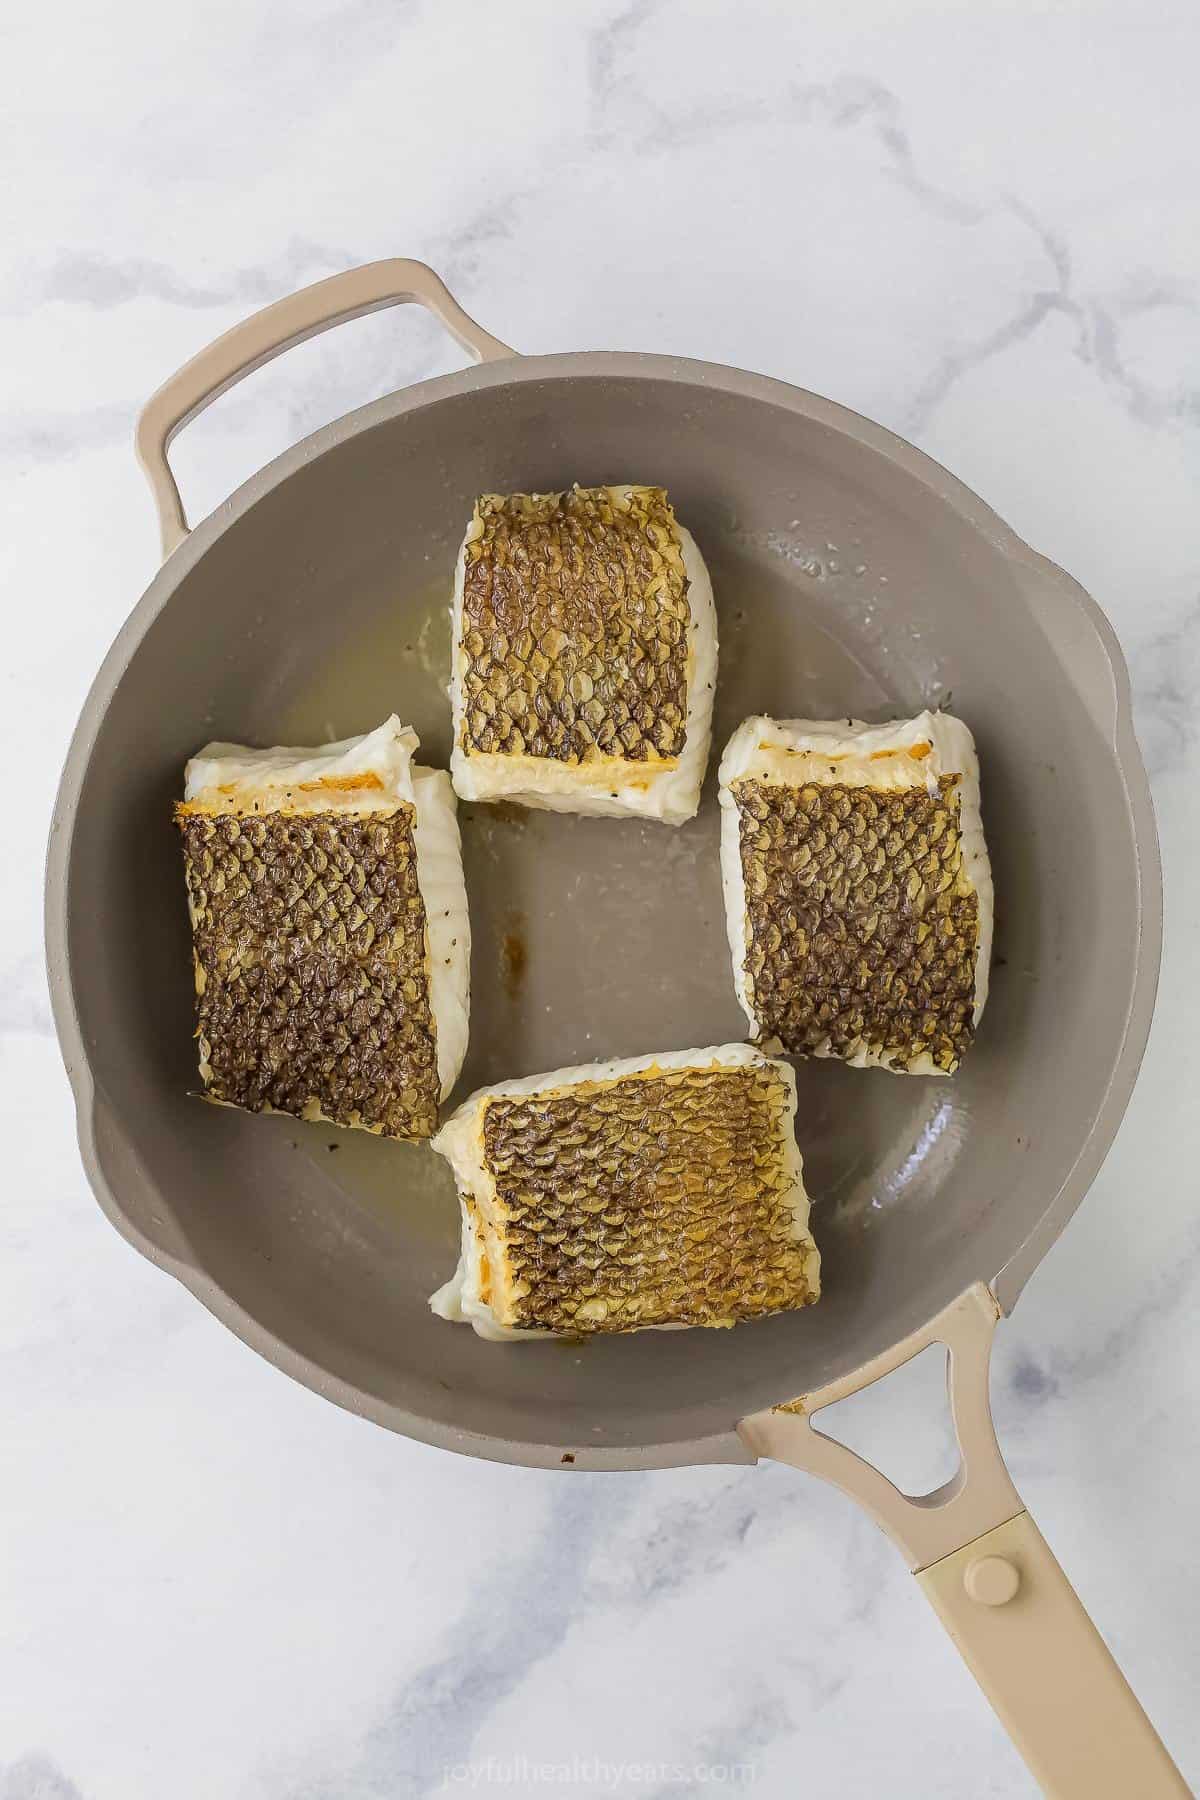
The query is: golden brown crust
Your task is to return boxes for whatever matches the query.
[175,806,439,1137]
[480,1063,817,1331]
[735,776,979,1071]
[176,769,388,818]
[459,486,690,765]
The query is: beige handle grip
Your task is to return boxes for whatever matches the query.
[920,1512,1189,1796]
[134,257,514,559]
[739,1285,1190,1798]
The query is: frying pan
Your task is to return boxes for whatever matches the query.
[46,260,1187,1795]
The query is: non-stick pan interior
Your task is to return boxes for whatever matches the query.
[65,367,1144,1462]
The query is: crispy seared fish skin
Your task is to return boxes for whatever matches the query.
[175,718,469,1139]
[449,485,717,822]
[462,486,689,761]
[177,809,440,1136]
[719,713,992,1075]
[430,1044,820,1339]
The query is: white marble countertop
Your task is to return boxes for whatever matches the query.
[4,3,1199,1795]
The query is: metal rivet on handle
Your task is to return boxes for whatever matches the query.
[964,1555,1021,1607]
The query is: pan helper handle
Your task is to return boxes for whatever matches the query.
[739,1284,1191,1799]
[135,258,515,560]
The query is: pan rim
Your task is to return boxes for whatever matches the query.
[44,350,1162,1469]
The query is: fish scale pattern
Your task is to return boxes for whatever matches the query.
[481,1063,818,1331]
[176,807,439,1137]
[735,776,980,1071]
[458,486,690,765]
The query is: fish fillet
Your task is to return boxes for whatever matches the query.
[448,485,717,822]
[175,716,469,1138]
[719,711,992,1074]
[430,1043,820,1340]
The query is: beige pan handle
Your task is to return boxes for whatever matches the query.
[135,258,515,559]
[740,1284,1190,1798]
